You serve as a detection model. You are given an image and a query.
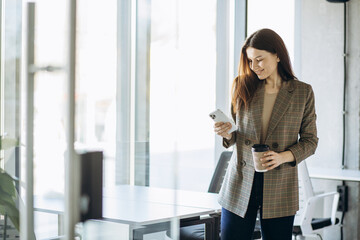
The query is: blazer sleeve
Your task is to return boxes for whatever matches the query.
[223,104,237,148]
[287,85,319,166]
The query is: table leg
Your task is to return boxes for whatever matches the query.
[213,214,221,240]
[205,223,213,240]
[133,229,144,240]
[205,220,214,240]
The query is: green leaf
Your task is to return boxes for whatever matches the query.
[0,199,18,217]
[0,203,19,231]
[0,136,22,234]
[7,213,20,232]
[0,188,16,205]
[0,170,20,231]
[0,171,16,197]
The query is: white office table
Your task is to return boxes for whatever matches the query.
[308,167,360,182]
[35,185,221,240]
[103,185,221,210]
[103,196,219,224]
[103,185,221,239]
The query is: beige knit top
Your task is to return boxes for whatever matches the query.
[261,92,278,144]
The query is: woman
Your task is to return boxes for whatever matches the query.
[214,28,318,240]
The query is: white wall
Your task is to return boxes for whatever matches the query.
[301,0,360,239]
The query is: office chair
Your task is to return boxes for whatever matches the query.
[166,151,262,240]
[292,161,340,239]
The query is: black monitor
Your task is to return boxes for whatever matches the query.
[78,150,103,222]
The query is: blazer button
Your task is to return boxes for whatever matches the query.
[245,139,251,145]
[272,142,279,148]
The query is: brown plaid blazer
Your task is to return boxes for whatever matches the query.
[218,79,318,219]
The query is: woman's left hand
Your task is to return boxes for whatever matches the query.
[260,151,295,171]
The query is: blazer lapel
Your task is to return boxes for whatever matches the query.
[265,80,295,142]
[250,82,265,143]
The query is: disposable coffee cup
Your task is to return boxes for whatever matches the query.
[251,144,270,172]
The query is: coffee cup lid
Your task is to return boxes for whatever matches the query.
[252,144,270,152]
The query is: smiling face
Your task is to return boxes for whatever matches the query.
[246,47,280,80]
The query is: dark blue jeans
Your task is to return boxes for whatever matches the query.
[221,172,295,240]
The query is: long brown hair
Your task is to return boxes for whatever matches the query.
[231,28,297,112]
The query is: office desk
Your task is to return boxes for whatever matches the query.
[35,185,221,240]
[103,185,221,239]
[103,185,221,210]
[308,167,360,182]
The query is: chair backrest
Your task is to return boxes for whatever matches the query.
[294,160,315,225]
[298,160,315,199]
[208,151,232,193]
[293,160,340,236]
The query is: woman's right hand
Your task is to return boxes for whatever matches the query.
[214,122,233,140]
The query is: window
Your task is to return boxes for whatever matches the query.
[76,0,117,188]
[149,0,217,191]
[247,0,295,62]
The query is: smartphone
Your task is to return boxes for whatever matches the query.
[209,109,237,133]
